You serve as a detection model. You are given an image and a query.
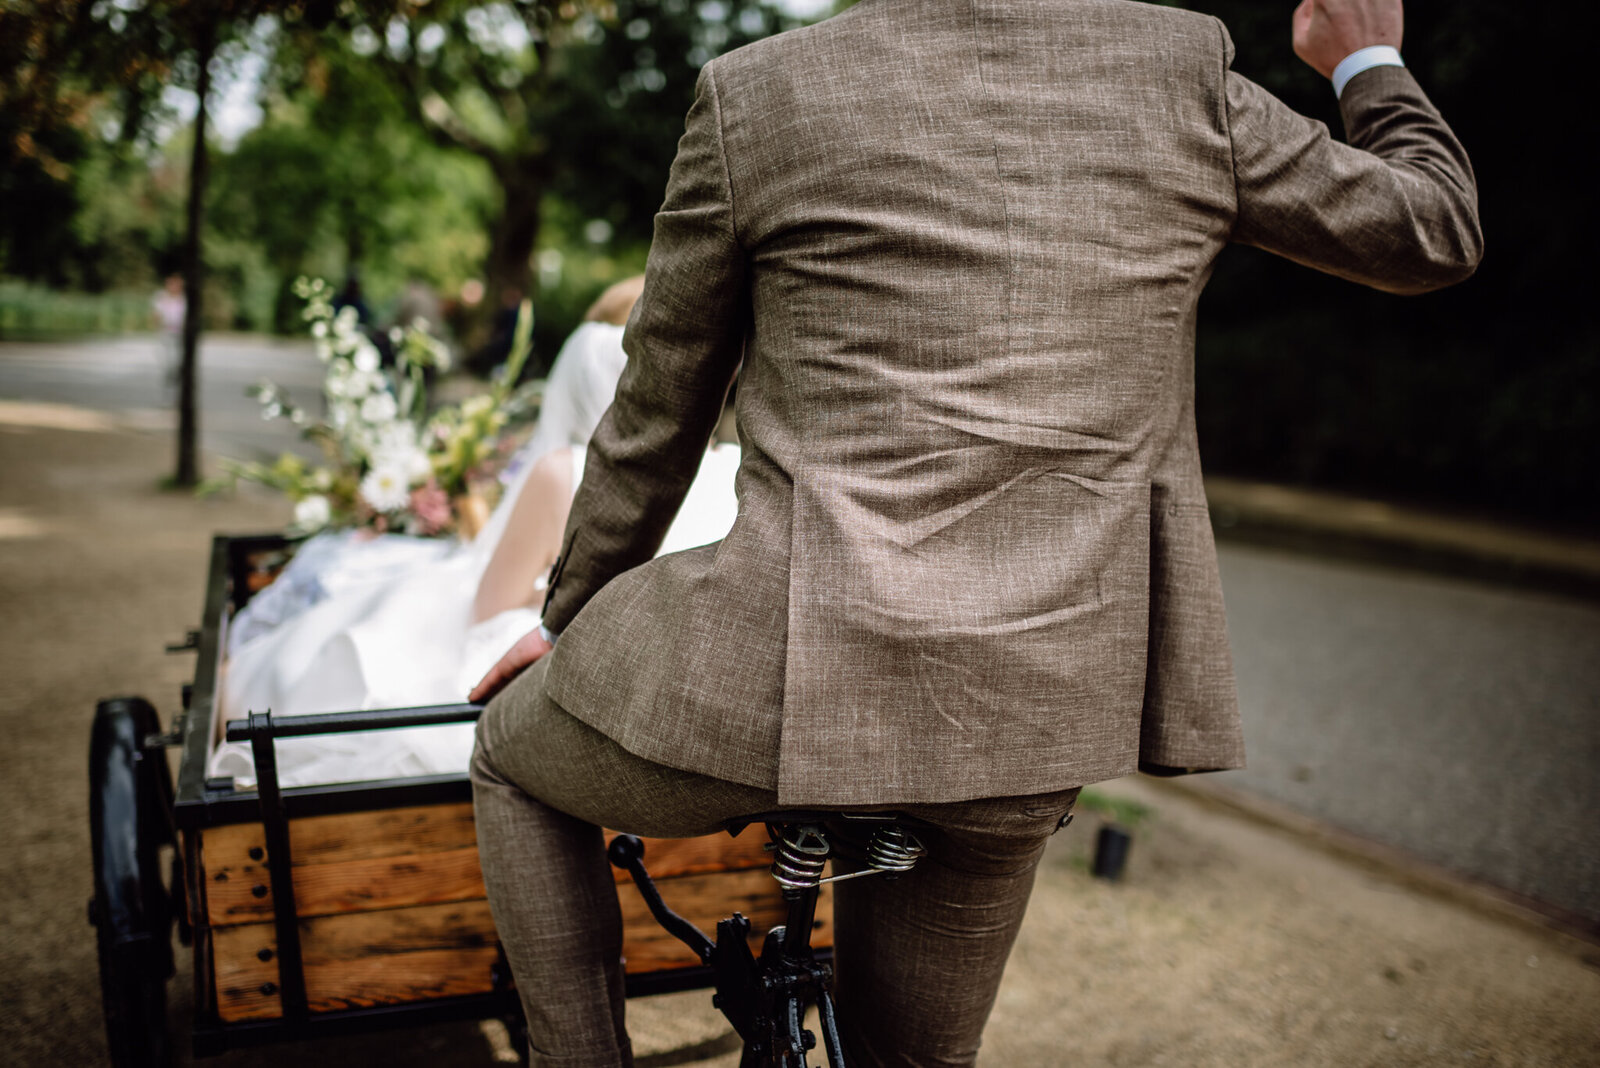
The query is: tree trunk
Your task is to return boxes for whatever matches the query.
[478,159,542,349]
[173,16,216,488]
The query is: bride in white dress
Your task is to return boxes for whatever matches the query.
[210,279,741,788]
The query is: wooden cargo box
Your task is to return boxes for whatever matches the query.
[193,803,833,1021]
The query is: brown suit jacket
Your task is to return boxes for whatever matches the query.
[534,0,1480,806]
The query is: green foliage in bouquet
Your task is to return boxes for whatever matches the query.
[209,277,535,538]
[428,303,535,498]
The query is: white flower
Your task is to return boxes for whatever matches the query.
[372,424,432,482]
[361,392,398,424]
[376,421,417,452]
[314,339,333,363]
[344,419,377,458]
[353,346,380,373]
[311,321,328,339]
[372,445,431,483]
[324,362,351,397]
[293,495,331,531]
[348,369,384,397]
[360,464,411,513]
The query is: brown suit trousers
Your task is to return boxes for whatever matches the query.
[477,0,1480,1062]
[476,662,1078,1066]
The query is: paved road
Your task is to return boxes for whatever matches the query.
[0,333,323,462]
[1215,542,1600,925]
[3,335,1595,925]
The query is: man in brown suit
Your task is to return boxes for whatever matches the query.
[469,0,1480,1062]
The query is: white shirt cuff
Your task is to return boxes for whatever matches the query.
[1331,45,1404,99]
[538,623,559,645]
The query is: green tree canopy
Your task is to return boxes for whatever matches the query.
[212,37,497,332]
[325,0,801,338]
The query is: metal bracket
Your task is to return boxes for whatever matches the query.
[248,709,310,1021]
[165,629,201,654]
[143,712,186,751]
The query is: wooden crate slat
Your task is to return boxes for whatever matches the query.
[212,900,500,1022]
[204,802,768,877]
[617,870,834,974]
[204,802,478,870]
[307,945,504,1013]
[606,830,773,884]
[207,844,488,924]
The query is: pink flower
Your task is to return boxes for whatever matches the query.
[409,480,453,536]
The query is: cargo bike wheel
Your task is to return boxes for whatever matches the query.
[89,697,182,1068]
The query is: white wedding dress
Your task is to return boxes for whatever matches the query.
[209,322,741,788]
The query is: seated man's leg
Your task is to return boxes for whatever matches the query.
[472,655,777,1067]
[829,789,1080,1068]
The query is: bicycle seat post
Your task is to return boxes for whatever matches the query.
[769,823,829,960]
[610,813,927,1067]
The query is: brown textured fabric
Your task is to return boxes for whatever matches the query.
[474,656,1080,1066]
[537,0,1480,806]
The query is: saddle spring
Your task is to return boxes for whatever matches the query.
[864,825,925,874]
[769,822,929,892]
[771,824,831,892]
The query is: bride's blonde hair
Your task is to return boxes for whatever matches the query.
[582,275,646,326]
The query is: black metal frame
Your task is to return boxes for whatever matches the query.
[149,534,731,1058]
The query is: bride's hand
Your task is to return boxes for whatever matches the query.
[469,628,555,704]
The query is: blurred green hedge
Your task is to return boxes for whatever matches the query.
[0,281,154,339]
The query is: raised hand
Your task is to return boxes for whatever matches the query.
[1292,0,1404,79]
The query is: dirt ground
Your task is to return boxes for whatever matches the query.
[2,414,1597,1067]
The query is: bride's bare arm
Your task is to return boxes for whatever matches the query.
[472,447,575,624]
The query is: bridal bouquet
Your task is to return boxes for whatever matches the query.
[214,277,535,539]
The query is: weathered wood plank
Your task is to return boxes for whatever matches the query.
[207,845,489,924]
[606,830,773,884]
[204,804,771,876]
[204,803,478,870]
[205,813,774,924]
[213,900,501,1022]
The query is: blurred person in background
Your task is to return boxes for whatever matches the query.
[332,272,372,325]
[393,277,445,340]
[150,274,185,395]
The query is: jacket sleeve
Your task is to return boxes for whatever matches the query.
[1221,24,1483,294]
[541,61,748,633]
